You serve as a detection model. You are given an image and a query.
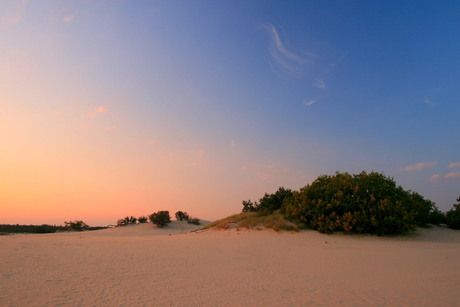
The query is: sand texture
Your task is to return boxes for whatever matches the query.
[1,222,459,306]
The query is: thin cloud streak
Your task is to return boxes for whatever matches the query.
[63,15,74,22]
[424,97,437,107]
[448,162,460,168]
[399,162,437,172]
[266,24,314,74]
[315,79,326,89]
[304,100,316,106]
[84,106,108,117]
[445,172,460,179]
[429,174,441,181]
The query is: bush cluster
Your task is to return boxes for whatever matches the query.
[64,220,89,231]
[242,187,293,214]
[175,211,201,225]
[244,171,449,236]
[138,216,148,223]
[117,216,138,226]
[149,211,171,227]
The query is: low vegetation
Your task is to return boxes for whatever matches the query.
[64,220,90,231]
[202,211,299,232]
[235,171,457,236]
[0,221,106,234]
[0,224,60,234]
[175,211,201,225]
[138,216,148,223]
[149,211,171,227]
[117,216,138,226]
[446,197,460,229]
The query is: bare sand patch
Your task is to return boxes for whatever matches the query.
[1,224,459,306]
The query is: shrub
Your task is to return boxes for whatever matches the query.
[117,216,137,226]
[428,208,447,225]
[138,216,148,223]
[446,196,460,229]
[242,187,293,214]
[117,219,127,226]
[64,220,89,231]
[148,211,171,228]
[175,211,190,221]
[283,171,440,235]
[187,217,201,225]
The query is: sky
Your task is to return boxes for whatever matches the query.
[1,0,459,226]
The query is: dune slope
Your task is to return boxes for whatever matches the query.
[1,225,459,306]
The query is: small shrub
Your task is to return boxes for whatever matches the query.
[64,220,89,231]
[138,216,148,223]
[187,217,201,225]
[175,211,190,221]
[117,216,137,226]
[446,196,460,229]
[149,211,171,228]
[117,219,128,226]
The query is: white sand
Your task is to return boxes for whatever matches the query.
[1,222,459,306]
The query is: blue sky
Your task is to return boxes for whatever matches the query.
[1,0,459,225]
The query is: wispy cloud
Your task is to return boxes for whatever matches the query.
[63,15,74,22]
[2,0,28,26]
[448,162,460,168]
[304,100,317,106]
[445,172,460,179]
[423,97,437,107]
[315,79,326,89]
[84,106,108,117]
[429,174,441,181]
[399,162,437,172]
[265,24,314,74]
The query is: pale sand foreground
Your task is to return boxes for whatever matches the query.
[1,222,459,306]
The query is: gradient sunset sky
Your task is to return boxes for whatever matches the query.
[1,0,459,226]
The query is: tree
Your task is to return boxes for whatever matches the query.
[149,211,171,228]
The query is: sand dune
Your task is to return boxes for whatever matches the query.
[1,223,459,306]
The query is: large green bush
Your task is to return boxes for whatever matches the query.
[148,211,171,228]
[283,171,439,235]
[446,197,460,229]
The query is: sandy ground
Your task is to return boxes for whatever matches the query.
[1,222,459,306]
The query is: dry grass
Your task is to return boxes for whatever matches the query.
[202,212,256,230]
[203,212,299,232]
